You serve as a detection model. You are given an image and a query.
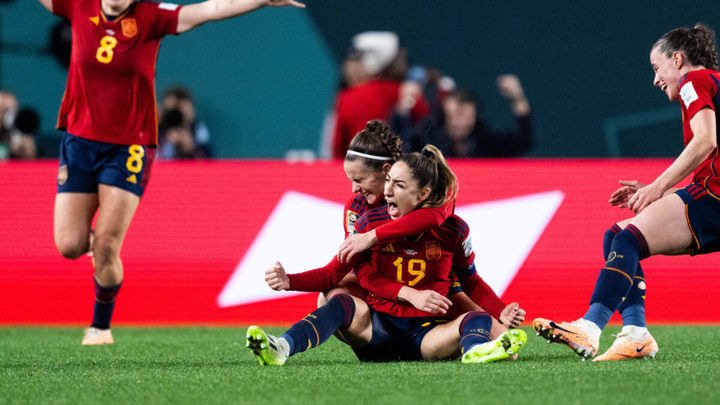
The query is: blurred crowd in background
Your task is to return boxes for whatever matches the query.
[0,29,533,161]
[327,31,533,159]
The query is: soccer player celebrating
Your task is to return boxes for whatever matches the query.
[35,0,305,345]
[265,121,519,337]
[534,23,720,361]
[248,145,526,365]
[266,121,454,301]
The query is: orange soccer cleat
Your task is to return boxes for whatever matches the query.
[593,327,658,361]
[533,317,600,360]
[81,327,114,345]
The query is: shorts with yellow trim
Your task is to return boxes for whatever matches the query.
[675,183,720,255]
[57,132,156,197]
[352,309,445,362]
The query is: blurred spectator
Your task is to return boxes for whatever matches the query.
[338,48,369,90]
[158,86,212,159]
[8,108,40,160]
[0,90,18,159]
[331,31,430,158]
[393,74,533,157]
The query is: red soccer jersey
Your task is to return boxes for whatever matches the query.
[287,193,454,292]
[678,69,720,194]
[52,0,182,146]
[355,208,501,318]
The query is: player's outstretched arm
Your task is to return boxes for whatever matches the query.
[338,205,450,263]
[35,0,53,12]
[177,0,305,34]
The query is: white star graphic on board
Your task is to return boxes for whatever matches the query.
[217,190,564,308]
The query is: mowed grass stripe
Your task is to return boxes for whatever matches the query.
[1,326,718,404]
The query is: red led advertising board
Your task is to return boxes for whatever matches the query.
[1,160,718,325]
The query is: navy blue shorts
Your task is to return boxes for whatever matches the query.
[675,183,720,255]
[352,310,445,362]
[57,133,156,197]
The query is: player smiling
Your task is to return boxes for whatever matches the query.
[35,0,305,345]
[534,23,720,361]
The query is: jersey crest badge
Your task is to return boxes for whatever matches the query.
[680,82,699,108]
[425,241,442,260]
[122,18,138,38]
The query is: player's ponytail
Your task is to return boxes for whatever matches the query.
[399,144,458,208]
[654,23,719,71]
[346,120,402,170]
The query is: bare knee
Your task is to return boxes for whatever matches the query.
[320,287,351,307]
[55,234,90,260]
[92,234,122,266]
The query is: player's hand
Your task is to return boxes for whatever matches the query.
[499,302,525,328]
[265,261,290,291]
[338,230,377,263]
[609,180,645,208]
[267,0,306,8]
[403,288,452,315]
[627,182,665,214]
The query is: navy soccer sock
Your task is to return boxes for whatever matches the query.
[585,225,649,330]
[602,224,648,327]
[459,311,493,354]
[602,223,622,259]
[281,294,355,356]
[91,278,122,330]
[618,266,647,327]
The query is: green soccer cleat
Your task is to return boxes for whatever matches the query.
[245,325,288,366]
[461,329,527,364]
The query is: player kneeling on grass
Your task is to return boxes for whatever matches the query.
[247,145,527,365]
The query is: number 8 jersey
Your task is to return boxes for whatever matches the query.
[52,0,183,146]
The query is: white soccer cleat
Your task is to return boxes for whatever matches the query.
[593,326,658,361]
[82,327,114,345]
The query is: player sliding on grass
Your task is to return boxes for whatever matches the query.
[248,145,527,365]
[34,0,305,345]
[534,23,720,361]
[266,121,522,340]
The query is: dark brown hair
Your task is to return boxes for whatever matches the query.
[653,23,719,71]
[345,120,402,170]
[398,144,457,208]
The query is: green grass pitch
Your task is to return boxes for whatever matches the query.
[1,326,718,404]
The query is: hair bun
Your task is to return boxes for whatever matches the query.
[421,147,434,159]
[365,120,385,132]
